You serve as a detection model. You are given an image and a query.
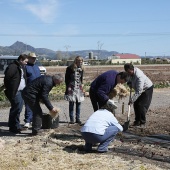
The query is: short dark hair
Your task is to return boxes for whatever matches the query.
[52,73,63,82]
[117,71,129,82]
[17,54,28,61]
[124,63,134,71]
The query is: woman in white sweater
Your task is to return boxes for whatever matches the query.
[81,104,124,153]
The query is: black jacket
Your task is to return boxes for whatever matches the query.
[4,60,27,100]
[22,75,55,110]
[65,66,83,94]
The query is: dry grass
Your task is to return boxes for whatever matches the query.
[0,126,168,170]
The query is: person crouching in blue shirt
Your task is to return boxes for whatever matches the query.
[81,102,127,153]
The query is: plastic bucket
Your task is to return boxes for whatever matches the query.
[42,114,59,129]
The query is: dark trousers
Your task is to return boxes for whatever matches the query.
[8,91,24,131]
[22,95,42,133]
[89,88,103,112]
[133,86,153,124]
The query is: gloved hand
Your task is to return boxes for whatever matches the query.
[106,99,118,109]
[49,107,60,118]
[122,120,130,132]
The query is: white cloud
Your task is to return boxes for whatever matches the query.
[26,0,59,23]
[12,0,60,23]
[11,0,27,3]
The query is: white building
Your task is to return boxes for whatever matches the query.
[108,53,141,64]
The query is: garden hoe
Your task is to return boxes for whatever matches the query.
[122,88,132,132]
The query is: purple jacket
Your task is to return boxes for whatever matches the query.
[90,70,118,105]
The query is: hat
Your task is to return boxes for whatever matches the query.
[28,52,37,58]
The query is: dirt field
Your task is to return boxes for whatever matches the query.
[0,65,170,170]
[46,64,170,85]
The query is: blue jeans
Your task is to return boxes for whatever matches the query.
[8,91,24,131]
[81,125,120,152]
[69,101,81,121]
[24,103,33,123]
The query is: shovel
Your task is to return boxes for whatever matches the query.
[122,105,131,131]
[122,88,132,132]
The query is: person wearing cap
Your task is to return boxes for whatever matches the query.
[24,52,41,128]
[80,99,127,153]
[22,74,63,135]
[89,70,129,112]
[4,54,28,134]
[124,63,153,127]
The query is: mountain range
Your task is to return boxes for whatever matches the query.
[2,41,165,59]
[0,41,122,60]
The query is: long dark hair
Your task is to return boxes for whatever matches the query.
[70,56,84,71]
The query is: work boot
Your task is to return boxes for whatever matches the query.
[31,129,45,136]
[9,128,21,134]
[76,119,82,125]
[69,120,75,124]
[140,123,146,128]
[132,121,140,126]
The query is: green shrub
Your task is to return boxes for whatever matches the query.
[0,91,7,101]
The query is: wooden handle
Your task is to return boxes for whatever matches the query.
[122,102,124,114]
[127,105,131,121]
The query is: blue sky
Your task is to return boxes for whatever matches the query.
[0,0,170,56]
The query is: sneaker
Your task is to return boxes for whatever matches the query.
[23,123,31,128]
[97,149,113,153]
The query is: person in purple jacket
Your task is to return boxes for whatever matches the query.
[23,52,41,128]
[89,70,129,112]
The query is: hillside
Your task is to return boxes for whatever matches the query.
[0,41,123,59]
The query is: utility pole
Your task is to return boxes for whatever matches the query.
[97,41,104,59]
[97,41,104,74]
[64,45,71,58]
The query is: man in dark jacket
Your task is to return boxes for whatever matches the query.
[4,54,28,133]
[89,70,129,112]
[22,74,63,135]
[24,52,41,128]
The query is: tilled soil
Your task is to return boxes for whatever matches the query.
[0,88,170,169]
[46,65,170,85]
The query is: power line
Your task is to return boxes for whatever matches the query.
[1,19,170,25]
[0,32,170,37]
